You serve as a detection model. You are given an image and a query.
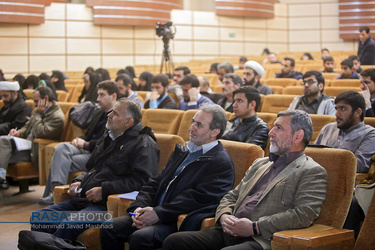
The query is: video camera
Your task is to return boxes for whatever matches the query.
[155,22,175,39]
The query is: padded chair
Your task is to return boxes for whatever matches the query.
[54,133,186,250]
[257,112,277,156]
[264,78,298,87]
[309,114,336,143]
[212,85,222,93]
[331,79,361,88]
[260,94,296,113]
[56,90,69,102]
[142,109,184,135]
[168,92,179,107]
[202,73,219,86]
[64,79,83,85]
[322,72,341,81]
[23,89,34,99]
[364,117,375,128]
[324,86,361,97]
[67,84,84,103]
[272,147,357,250]
[283,86,304,95]
[270,85,284,94]
[354,188,375,249]
[136,91,150,103]
[302,64,323,73]
[0,100,3,109]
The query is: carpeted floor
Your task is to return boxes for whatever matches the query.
[0,183,46,250]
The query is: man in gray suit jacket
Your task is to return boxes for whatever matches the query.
[163,110,328,250]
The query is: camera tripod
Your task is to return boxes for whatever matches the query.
[159,35,175,76]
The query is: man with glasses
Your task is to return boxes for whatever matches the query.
[288,71,335,115]
[243,61,273,95]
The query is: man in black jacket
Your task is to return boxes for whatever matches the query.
[221,86,269,150]
[31,98,159,241]
[144,74,177,109]
[0,81,32,136]
[39,80,120,205]
[100,103,235,250]
[358,26,375,65]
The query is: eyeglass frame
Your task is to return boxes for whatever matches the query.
[301,79,319,86]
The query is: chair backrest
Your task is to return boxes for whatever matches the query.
[309,114,336,143]
[355,189,375,250]
[56,90,69,102]
[177,110,199,141]
[212,85,222,93]
[57,102,77,115]
[264,78,298,87]
[261,94,296,113]
[68,84,84,103]
[202,73,219,86]
[270,85,284,94]
[364,117,375,128]
[142,109,184,135]
[305,147,356,228]
[331,79,361,88]
[168,92,179,107]
[302,64,323,73]
[25,99,35,109]
[322,72,341,81]
[137,91,150,103]
[23,89,34,99]
[283,86,304,95]
[323,86,361,97]
[154,134,185,173]
[0,100,3,110]
[220,140,264,187]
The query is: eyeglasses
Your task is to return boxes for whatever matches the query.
[301,79,318,86]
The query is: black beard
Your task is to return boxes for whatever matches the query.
[244,78,256,86]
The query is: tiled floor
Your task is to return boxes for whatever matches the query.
[0,184,46,250]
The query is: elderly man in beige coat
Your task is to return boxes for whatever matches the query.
[163,110,328,250]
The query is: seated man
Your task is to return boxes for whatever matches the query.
[222,86,269,150]
[178,74,213,111]
[0,86,64,189]
[144,74,177,109]
[100,103,235,250]
[288,71,336,116]
[31,98,159,241]
[337,59,360,79]
[321,48,330,59]
[348,55,363,74]
[243,61,273,95]
[0,81,32,136]
[217,73,243,112]
[315,90,375,173]
[115,74,143,106]
[39,80,119,205]
[163,110,328,250]
[199,76,223,104]
[359,68,375,117]
[319,56,339,73]
[169,66,190,101]
[217,62,234,84]
[275,57,303,80]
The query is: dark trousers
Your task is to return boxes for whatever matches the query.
[31,199,106,241]
[100,215,177,250]
[162,226,263,250]
[343,195,365,239]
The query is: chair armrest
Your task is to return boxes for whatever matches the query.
[271,224,354,250]
[177,215,216,230]
[54,185,70,204]
[33,138,59,145]
[107,195,135,218]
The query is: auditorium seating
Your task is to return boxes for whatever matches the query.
[264,78,298,87]
[322,72,341,80]
[260,94,296,113]
[56,90,69,102]
[270,85,284,94]
[142,109,184,134]
[272,147,356,249]
[283,86,303,95]
[331,79,361,88]
[324,86,361,97]
[309,114,336,143]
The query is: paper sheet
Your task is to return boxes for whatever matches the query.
[117,191,139,200]
[0,136,32,151]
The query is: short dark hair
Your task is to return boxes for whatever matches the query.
[175,66,190,75]
[210,63,219,74]
[284,57,295,67]
[115,73,133,87]
[152,74,169,87]
[323,56,334,63]
[35,86,57,102]
[359,26,370,33]
[224,73,243,86]
[361,68,375,83]
[321,48,329,53]
[233,86,261,111]
[348,55,360,62]
[180,74,199,87]
[302,71,325,92]
[335,90,365,121]
[341,58,354,68]
[117,97,142,124]
[97,80,120,99]
[239,56,248,62]
[277,110,313,147]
